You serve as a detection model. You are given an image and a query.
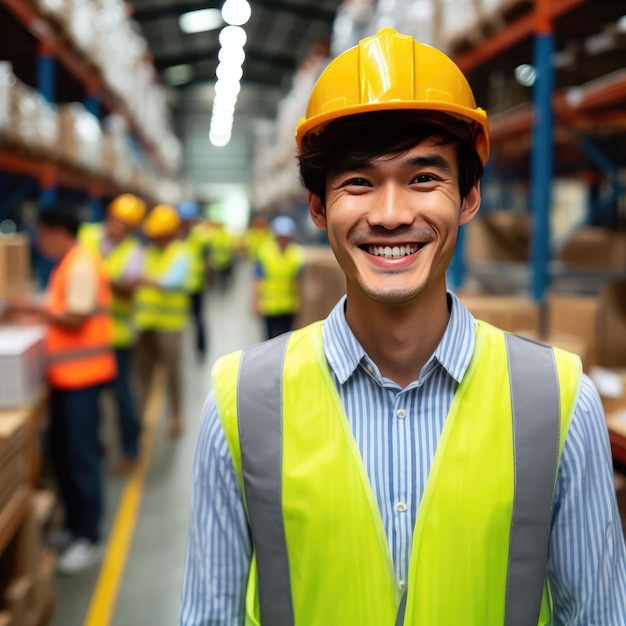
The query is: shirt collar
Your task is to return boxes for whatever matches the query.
[322,291,476,386]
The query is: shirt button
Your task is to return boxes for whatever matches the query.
[366,364,375,374]
[394,502,408,513]
[396,408,406,419]
[398,580,406,591]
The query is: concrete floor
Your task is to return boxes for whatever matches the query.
[50,260,263,626]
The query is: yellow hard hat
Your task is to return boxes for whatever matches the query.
[296,28,490,164]
[108,194,147,227]
[142,204,181,238]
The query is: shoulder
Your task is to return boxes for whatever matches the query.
[567,374,607,449]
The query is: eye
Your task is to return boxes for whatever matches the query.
[342,177,371,187]
[412,173,439,184]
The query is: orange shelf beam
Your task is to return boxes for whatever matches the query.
[489,70,626,144]
[455,0,588,74]
[553,70,626,118]
[0,149,46,180]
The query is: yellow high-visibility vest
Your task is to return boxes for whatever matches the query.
[213,320,581,625]
[256,239,304,316]
[185,224,211,293]
[135,241,190,332]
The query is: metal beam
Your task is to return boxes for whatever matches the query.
[133,0,338,23]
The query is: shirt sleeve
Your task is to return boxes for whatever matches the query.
[65,256,98,314]
[119,245,144,281]
[180,392,251,626]
[160,254,191,290]
[549,374,626,625]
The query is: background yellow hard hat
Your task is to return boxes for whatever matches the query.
[142,204,181,238]
[296,28,490,164]
[108,193,147,227]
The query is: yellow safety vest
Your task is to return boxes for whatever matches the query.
[185,225,210,293]
[244,228,273,262]
[79,222,140,348]
[256,239,304,316]
[208,226,236,270]
[135,241,190,332]
[213,320,582,626]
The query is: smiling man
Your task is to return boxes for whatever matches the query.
[180,29,626,625]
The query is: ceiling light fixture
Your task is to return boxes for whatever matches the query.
[179,8,223,34]
[219,25,247,48]
[221,0,251,26]
[163,64,195,86]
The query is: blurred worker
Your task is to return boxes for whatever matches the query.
[79,193,146,474]
[181,29,626,624]
[206,218,237,292]
[240,211,273,262]
[178,201,211,360]
[6,207,116,575]
[134,204,190,438]
[252,215,305,339]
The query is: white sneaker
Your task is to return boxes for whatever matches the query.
[56,539,103,575]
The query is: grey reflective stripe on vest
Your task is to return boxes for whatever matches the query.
[237,331,560,626]
[504,333,560,626]
[238,332,294,626]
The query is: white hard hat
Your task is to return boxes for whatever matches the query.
[270,215,297,237]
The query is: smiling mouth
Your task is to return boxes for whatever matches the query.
[363,244,425,259]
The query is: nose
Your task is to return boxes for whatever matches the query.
[366,183,415,230]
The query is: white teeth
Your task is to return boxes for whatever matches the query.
[367,244,420,259]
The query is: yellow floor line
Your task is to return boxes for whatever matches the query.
[84,380,165,626]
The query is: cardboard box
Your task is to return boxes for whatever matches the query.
[0,235,31,301]
[0,415,27,462]
[547,292,601,369]
[464,211,530,263]
[295,247,345,328]
[3,576,31,626]
[597,281,626,368]
[456,294,541,335]
[0,326,46,409]
[24,548,56,626]
[557,228,626,270]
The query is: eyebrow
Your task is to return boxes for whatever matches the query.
[331,153,453,179]
[403,154,453,173]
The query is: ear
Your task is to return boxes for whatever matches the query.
[308,192,327,230]
[459,181,481,227]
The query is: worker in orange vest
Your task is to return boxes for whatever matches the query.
[5,207,116,575]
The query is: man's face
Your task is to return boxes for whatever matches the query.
[36,225,65,260]
[104,216,131,243]
[309,137,480,306]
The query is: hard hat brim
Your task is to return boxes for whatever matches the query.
[296,101,490,165]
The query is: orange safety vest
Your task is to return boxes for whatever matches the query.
[45,244,117,389]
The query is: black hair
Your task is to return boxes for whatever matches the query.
[37,207,81,237]
[297,110,483,204]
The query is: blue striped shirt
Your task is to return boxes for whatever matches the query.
[180,292,626,625]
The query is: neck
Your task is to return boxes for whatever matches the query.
[345,285,450,388]
[58,239,78,260]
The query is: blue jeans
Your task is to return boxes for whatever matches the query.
[48,384,105,542]
[190,291,207,358]
[114,348,140,458]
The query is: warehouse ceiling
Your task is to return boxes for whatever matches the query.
[126,0,342,93]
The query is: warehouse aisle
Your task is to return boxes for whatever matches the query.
[50,260,263,626]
